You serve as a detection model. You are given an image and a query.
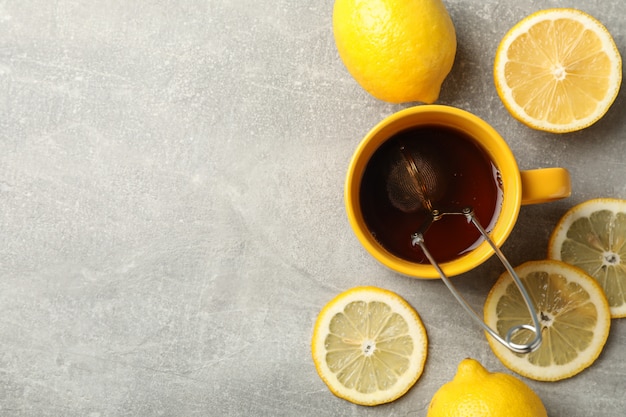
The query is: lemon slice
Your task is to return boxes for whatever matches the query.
[548,198,626,318]
[484,260,610,381]
[311,286,428,405]
[494,8,622,133]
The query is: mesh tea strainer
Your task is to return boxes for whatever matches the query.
[386,140,542,354]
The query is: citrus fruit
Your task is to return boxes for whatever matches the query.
[311,286,427,406]
[332,0,456,103]
[494,8,622,133]
[548,198,626,318]
[484,260,611,381]
[427,358,547,417]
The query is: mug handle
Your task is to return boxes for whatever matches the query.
[520,168,571,205]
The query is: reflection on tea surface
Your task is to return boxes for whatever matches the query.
[360,126,504,264]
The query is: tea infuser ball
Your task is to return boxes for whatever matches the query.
[383,137,543,355]
[386,140,449,213]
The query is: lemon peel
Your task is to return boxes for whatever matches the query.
[333,0,456,103]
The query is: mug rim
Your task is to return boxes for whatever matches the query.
[345,104,522,279]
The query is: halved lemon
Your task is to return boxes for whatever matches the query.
[494,8,622,133]
[548,198,626,318]
[484,260,610,381]
[311,286,428,406]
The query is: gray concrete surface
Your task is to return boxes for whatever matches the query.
[1,0,625,416]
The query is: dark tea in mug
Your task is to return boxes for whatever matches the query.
[359,125,504,264]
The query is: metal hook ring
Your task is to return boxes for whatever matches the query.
[505,324,542,354]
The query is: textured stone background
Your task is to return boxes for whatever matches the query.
[1,0,625,416]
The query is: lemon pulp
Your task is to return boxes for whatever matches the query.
[312,286,427,405]
[484,260,610,381]
[494,8,622,133]
[549,198,626,318]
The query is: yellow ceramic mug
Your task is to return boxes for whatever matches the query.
[345,105,571,279]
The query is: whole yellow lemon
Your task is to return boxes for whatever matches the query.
[427,358,548,417]
[333,0,457,104]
